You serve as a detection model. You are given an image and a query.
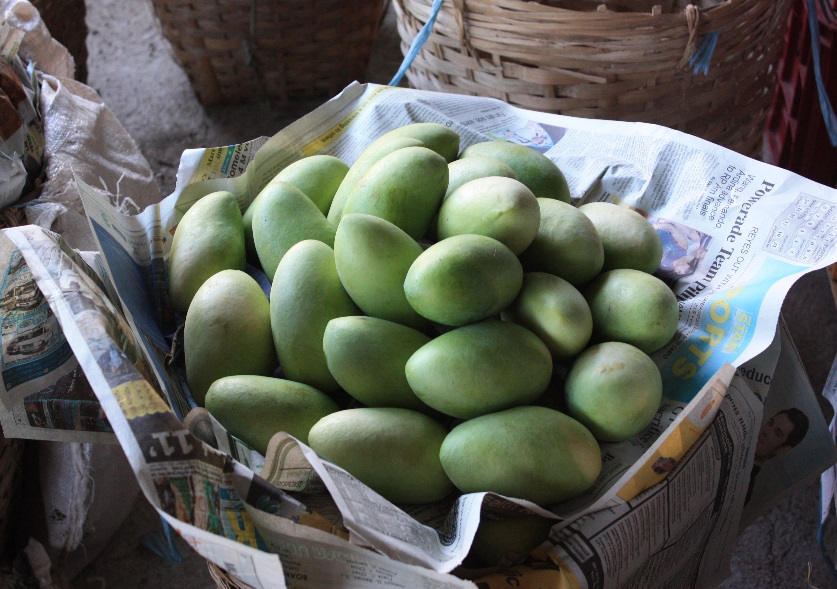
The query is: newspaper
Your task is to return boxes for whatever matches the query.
[2,82,837,588]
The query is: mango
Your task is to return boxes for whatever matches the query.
[323,316,431,411]
[251,181,336,281]
[436,176,540,255]
[268,154,350,215]
[564,341,663,442]
[584,268,679,353]
[578,202,663,273]
[439,405,602,506]
[404,234,523,326]
[184,269,276,405]
[341,146,448,240]
[405,320,552,419]
[270,240,361,395]
[168,190,245,316]
[205,375,339,454]
[445,155,517,200]
[307,407,455,504]
[379,122,461,163]
[518,198,604,286]
[470,516,555,566]
[501,272,592,361]
[459,141,570,203]
[327,136,424,226]
[242,190,266,263]
[333,213,427,329]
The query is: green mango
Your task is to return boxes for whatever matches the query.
[459,141,571,203]
[323,316,431,411]
[242,190,266,263]
[270,240,361,395]
[378,122,461,163]
[333,213,427,329]
[445,155,517,200]
[518,198,604,286]
[168,190,245,316]
[501,272,592,361]
[205,375,339,453]
[308,407,455,504]
[404,234,523,326]
[268,154,350,216]
[405,320,552,419]
[584,268,679,354]
[578,202,663,273]
[327,136,425,226]
[341,146,448,240]
[184,269,276,405]
[440,405,602,506]
[564,341,663,442]
[436,176,540,255]
[251,181,336,281]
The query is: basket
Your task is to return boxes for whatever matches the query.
[150,0,387,106]
[392,0,793,158]
[0,430,23,558]
[208,561,256,589]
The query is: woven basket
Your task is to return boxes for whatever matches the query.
[392,0,793,158]
[208,561,256,589]
[150,0,387,106]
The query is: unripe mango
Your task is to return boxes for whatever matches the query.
[308,407,455,504]
[564,341,663,442]
[404,234,523,326]
[205,375,339,454]
[436,176,540,255]
[323,316,431,411]
[268,154,350,215]
[501,272,592,361]
[405,320,552,419]
[440,405,602,506]
[459,141,570,203]
[584,268,679,353]
[168,191,245,316]
[184,270,276,405]
[578,202,663,273]
[251,181,336,281]
[445,155,517,200]
[270,240,361,395]
[379,122,461,163]
[341,146,448,240]
[334,213,427,329]
[518,198,604,286]
[327,136,424,226]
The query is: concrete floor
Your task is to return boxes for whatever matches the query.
[63,0,837,587]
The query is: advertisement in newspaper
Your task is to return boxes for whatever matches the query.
[2,82,837,588]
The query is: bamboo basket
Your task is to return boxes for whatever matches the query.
[29,0,88,83]
[150,0,387,106]
[392,0,794,158]
[208,561,256,589]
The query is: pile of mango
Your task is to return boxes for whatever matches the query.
[167,123,679,515]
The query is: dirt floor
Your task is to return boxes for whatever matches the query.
[58,0,837,587]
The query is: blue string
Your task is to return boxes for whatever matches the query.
[689,31,720,76]
[388,0,445,87]
[807,0,837,146]
[140,517,184,564]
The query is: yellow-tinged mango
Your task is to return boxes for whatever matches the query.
[251,181,336,281]
[578,202,663,273]
[270,240,360,395]
[168,190,245,316]
[268,154,350,216]
[205,375,339,453]
[308,407,455,504]
[440,405,602,506]
[445,155,517,200]
[184,269,276,405]
[333,213,427,329]
[379,122,460,163]
[341,146,448,240]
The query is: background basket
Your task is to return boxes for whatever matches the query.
[208,561,256,589]
[150,0,387,106]
[30,0,88,82]
[392,0,793,159]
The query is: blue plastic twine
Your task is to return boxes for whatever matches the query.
[388,0,445,87]
[140,517,185,564]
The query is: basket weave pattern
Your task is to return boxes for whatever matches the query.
[393,0,793,158]
[150,0,386,106]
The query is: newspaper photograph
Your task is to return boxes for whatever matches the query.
[2,81,837,588]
